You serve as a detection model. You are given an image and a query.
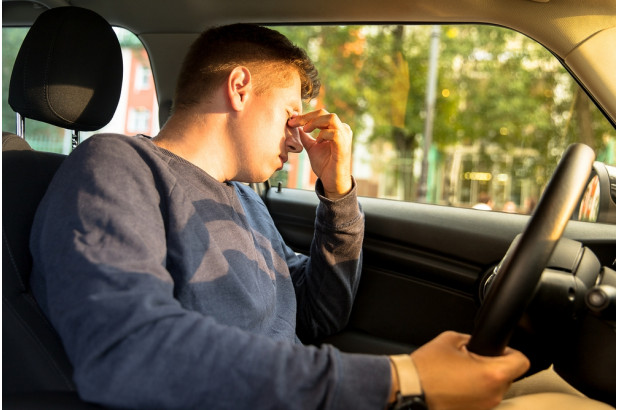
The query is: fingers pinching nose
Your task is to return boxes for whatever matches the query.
[287,116,302,128]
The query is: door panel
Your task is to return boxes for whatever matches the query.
[265,186,616,354]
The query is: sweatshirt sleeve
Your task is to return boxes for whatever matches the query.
[29,136,390,410]
[289,178,366,342]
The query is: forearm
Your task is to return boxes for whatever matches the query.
[38,254,386,410]
[294,178,364,340]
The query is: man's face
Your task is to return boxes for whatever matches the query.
[234,71,303,182]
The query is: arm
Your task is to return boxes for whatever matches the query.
[287,112,531,409]
[286,111,364,340]
[30,135,390,410]
[288,178,365,341]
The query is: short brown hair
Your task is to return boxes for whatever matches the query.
[174,24,320,111]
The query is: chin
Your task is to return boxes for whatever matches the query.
[252,172,273,184]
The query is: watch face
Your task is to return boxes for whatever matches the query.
[392,394,427,410]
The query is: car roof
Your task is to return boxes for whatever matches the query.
[3,0,615,124]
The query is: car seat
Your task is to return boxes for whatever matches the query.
[3,6,122,407]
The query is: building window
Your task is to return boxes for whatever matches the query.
[127,107,151,133]
[134,64,152,91]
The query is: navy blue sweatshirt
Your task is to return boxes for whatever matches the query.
[30,134,391,409]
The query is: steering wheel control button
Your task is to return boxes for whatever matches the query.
[585,285,615,318]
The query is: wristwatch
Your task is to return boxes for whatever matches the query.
[389,355,428,410]
[390,391,427,410]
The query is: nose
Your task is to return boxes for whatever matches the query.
[285,126,303,153]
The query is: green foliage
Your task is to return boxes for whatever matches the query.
[115,27,144,49]
[2,27,28,132]
[273,24,615,203]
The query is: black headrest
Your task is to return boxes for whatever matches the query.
[8,7,123,131]
[3,132,33,151]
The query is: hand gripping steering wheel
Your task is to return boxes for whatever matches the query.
[467,143,595,356]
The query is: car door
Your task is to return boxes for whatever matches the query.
[265,183,616,352]
[261,23,617,358]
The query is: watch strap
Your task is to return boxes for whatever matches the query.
[389,355,427,410]
[389,354,423,396]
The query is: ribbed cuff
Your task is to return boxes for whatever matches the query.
[315,177,363,230]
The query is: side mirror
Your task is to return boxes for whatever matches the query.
[574,162,616,224]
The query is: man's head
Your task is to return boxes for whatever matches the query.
[173,23,320,112]
[478,192,491,205]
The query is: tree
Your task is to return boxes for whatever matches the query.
[271,24,615,204]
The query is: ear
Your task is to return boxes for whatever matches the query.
[227,66,252,111]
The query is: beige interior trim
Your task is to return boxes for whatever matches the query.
[498,393,614,409]
[565,27,616,122]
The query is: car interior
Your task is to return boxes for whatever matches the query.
[2,0,616,408]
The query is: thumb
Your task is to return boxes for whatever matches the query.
[299,128,316,150]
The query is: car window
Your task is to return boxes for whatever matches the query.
[269,24,616,217]
[2,27,159,153]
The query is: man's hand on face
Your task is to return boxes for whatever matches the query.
[288,109,353,200]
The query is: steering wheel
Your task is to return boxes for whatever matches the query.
[467,143,595,356]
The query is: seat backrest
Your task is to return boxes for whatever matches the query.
[3,148,72,393]
[3,6,123,396]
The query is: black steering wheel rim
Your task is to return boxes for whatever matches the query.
[467,143,596,357]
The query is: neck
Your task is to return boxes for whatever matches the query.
[152,110,233,182]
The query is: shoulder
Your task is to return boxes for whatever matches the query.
[472,203,492,210]
[64,134,167,173]
[50,134,172,192]
[76,133,156,158]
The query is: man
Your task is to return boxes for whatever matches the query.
[473,192,494,211]
[31,23,529,409]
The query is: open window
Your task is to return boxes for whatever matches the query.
[268,25,615,220]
